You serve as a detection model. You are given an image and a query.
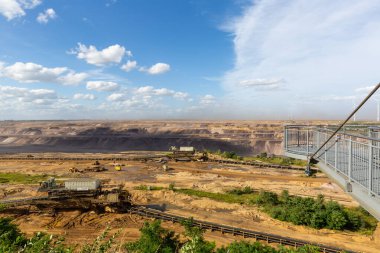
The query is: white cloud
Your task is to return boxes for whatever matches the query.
[0,85,57,104]
[222,0,380,119]
[121,60,137,72]
[73,93,96,100]
[140,63,170,75]
[37,8,56,24]
[0,0,41,20]
[173,92,189,100]
[134,85,188,100]
[239,78,283,89]
[86,81,119,91]
[0,62,87,85]
[200,94,216,105]
[154,88,174,96]
[355,86,375,93]
[319,95,356,101]
[73,43,127,66]
[107,93,124,101]
[57,72,88,85]
[135,86,154,94]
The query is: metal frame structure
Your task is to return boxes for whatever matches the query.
[284,125,380,221]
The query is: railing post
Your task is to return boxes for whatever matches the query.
[334,136,338,171]
[285,127,288,151]
[368,140,373,195]
[324,133,327,163]
[297,130,300,147]
[348,137,352,182]
[317,131,320,154]
[306,129,309,154]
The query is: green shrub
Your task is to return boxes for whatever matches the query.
[326,211,347,230]
[0,218,73,253]
[134,185,164,191]
[181,218,215,253]
[168,183,175,191]
[227,186,254,195]
[174,188,377,233]
[0,173,50,184]
[124,220,179,253]
[256,190,279,206]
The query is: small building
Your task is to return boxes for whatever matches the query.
[179,146,195,153]
[64,178,101,191]
[173,146,195,155]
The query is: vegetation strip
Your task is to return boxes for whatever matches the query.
[0,172,50,184]
[173,187,377,234]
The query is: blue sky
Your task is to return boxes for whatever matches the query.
[1,0,380,120]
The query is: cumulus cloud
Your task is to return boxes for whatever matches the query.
[134,85,188,99]
[107,93,125,102]
[222,0,380,119]
[319,95,356,101]
[37,8,56,24]
[239,78,283,89]
[121,60,137,72]
[355,86,375,93]
[135,86,154,94]
[0,85,57,105]
[72,43,128,66]
[0,62,87,85]
[200,94,216,105]
[0,0,41,20]
[86,81,119,91]
[140,63,170,75]
[73,93,96,100]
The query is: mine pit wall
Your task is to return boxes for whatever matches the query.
[0,121,285,156]
[0,137,283,156]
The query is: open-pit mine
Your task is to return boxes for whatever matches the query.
[0,121,379,253]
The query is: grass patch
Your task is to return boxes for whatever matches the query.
[0,203,6,211]
[226,186,256,195]
[174,188,259,205]
[0,172,49,184]
[244,156,308,167]
[134,184,165,191]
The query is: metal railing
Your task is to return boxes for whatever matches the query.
[285,125,380,197]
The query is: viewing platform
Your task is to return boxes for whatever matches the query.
[284,125,380,220]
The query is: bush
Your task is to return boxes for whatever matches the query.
[217,241,277,253]
[0,218,73,253]
[0,218,26,252]
[125,220,179,253]
[168,183,175,191]
[174,188,377,233]
[227,186,254,195]
[180,218,215,253]
[134,185,164,191]
[326,211,347,230]
[256,191,279,206]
